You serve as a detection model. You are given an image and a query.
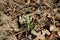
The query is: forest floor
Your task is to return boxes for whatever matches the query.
[0,0,60,40]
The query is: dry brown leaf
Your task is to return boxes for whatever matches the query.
[58,31,60,36]
[50,25,58,31]
[42,29,50,36]
[31,30,45,40]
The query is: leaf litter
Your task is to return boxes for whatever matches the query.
[0,0,60,40]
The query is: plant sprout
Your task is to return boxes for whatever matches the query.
[20,14,35,32]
